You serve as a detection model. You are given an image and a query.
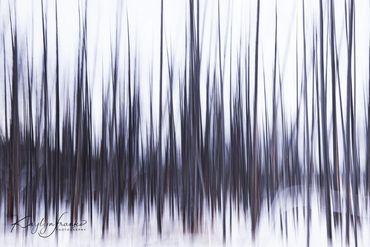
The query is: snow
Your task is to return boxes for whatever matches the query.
[1,188,369,246]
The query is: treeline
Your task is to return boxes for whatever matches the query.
[0,0,368,244]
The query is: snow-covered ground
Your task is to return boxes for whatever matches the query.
[1,187,368,246]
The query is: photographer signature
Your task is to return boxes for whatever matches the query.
[10,212,87,238]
